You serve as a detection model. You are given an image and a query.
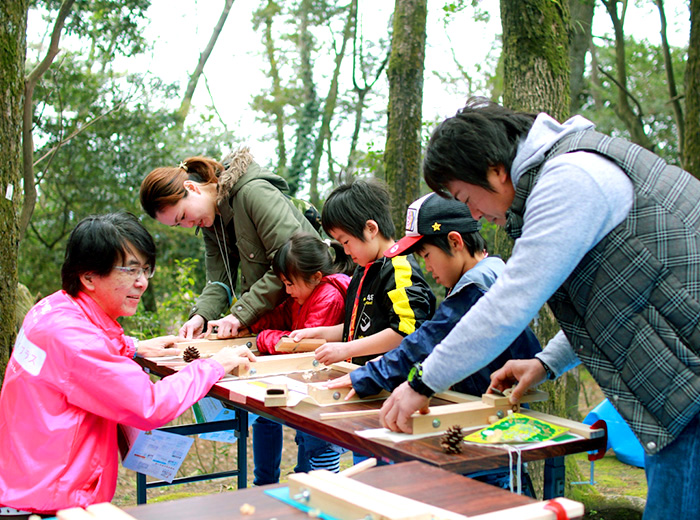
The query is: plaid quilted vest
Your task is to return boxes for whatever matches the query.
[505,129,700,454]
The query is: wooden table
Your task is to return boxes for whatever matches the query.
[138,357,605,499]
[123,461,575,520]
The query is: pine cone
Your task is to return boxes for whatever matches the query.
[182,346,200,363]
[440,425,464,454]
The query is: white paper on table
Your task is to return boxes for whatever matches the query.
[122,428,194,483]
[355,427,443,443]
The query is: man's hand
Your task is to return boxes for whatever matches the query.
[314,342,349,365]
[211,346,257,375]
[490,358,547,405]
[136,335,182,357]
[205,314,242,339]
[379,381,430,433]
[179,315,205,339]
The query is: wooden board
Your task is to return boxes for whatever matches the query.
[176,336,256,355]
[287,470,584,520]
[275,336,326,352]
[232,352,320,378]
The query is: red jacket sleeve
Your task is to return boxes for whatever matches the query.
[248,298,294,354]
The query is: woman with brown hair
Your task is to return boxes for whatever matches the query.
[140,148,319,486]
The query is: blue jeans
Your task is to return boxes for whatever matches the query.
[643,413,700,520]
[294,431,345,473]
[251,414,283,486]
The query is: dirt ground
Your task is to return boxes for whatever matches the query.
[112,371,647,519]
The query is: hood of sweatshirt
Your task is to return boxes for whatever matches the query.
[510,114,595,186]
[216,147,289,205]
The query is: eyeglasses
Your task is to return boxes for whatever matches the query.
[113,265,154,280]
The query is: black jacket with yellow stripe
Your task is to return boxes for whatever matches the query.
[342,255,436,365]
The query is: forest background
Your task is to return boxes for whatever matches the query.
[0,0,698,512]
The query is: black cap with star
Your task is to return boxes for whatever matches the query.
[385,192,481,258]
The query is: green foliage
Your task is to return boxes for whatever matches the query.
[120,257,201,338]
[579,37,687,163]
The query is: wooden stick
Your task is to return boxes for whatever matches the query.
[320,408,381,420]
[275,337,326,352]
[339,457,377,477]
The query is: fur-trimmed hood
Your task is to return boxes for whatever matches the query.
[216,147,289,205]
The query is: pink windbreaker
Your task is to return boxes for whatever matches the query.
[249,273,350,354]
[0,290,225,514]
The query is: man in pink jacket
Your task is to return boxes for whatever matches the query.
[0,212,255,517]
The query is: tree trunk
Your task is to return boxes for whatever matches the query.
[20,0,76,241]
[177,0,235,125]
[0,0,28,384]
[501,0,570,122]
[384,0,427,236]
[683,0,700,177]
[654,0,684,158]
[308,1,356,208]
[288,0,319,196]
[569,0,595,114]
[601,0,655,151]
[500,0,585,495]
[258,0,288,178]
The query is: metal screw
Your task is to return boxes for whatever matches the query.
[249,368,257,376]
[312,359,319,367]
[333,391,341,400]
[293,489,310,502]
[246,341,252,348]
[432,419,441,428]
[496,410,504,419]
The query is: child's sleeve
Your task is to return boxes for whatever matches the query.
[352,285,480,397]
[384,255,436,337]
[248,298,294,354]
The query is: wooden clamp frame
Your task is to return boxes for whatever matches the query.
[57,502,137,520]
[264,384,289,407]
[275,336,326,353]
[232,352,321,378]
[288,469,584,520]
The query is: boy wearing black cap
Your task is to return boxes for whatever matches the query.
[328,192,539,405]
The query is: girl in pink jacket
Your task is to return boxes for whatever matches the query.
[245,232,352,481]
[0,213,254,516]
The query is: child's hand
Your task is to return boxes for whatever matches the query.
[212,346,257,374]
[324,374,357,401]
[136,335,183,357]
[314,342,349,365]
[289,327,322,342]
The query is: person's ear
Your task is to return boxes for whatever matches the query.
[183,180,200,194]
[489,163,510,185]
[447,231,465,252]
[80,272,96,292]
[310,271,323,285]
[365,219,379,239]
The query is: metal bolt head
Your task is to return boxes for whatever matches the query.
[496,410,505,419]
[312,359,319,367]
[246,341,252,348]
[432,419,441,428]
[249,368,257,376]
[333,391,341,400]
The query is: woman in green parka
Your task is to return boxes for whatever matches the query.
[140,148,320,487]
[140,147,319,339]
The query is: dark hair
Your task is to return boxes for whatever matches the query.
[272,232,355,283]
[408,231,487,258]
[140,156,222,218]
[321,178,395,240]
[61,212,157,296]
[423,97,537,196]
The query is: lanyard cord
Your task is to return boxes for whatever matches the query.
[214,217,236,304]
[347,261,374,342]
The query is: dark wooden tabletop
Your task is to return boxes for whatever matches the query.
[123,461,544,520]
[140,357,605,475]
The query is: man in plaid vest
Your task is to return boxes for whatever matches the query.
[379,97,700,519]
